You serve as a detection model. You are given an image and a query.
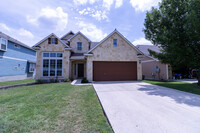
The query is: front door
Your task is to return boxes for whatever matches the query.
[78,64,84,78]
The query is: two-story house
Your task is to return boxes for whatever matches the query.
[33,29,143,82]
[0,32,36,82]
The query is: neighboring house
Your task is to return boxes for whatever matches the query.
[137,45,172,80]
[33,29,143,81]
[0,32,36,82]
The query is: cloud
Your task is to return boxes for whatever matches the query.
[27,7,68,31]
[74,0,118,10]
[89,0,98,4]
[18,29,34,39]
[115,0,123,8]
[130,0,161,12]
[0,23,11,31]
[91,10,109,21]
[0,23,35,46]
[103,0,114,10]
[77,21,107,41]
[73,0,88,5]
[132,37,153,45]
[79,8,108,21]
[73,0,99,5]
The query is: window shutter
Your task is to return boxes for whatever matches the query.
[48,38,51,44]
[55,38,58,44]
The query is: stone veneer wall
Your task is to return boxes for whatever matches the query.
[86,33,142,81]
[35,35,71,80]
[141,56,172,80]
[70,34,89,53]
[142,61,168,80]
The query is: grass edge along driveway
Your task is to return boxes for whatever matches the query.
[143,80,200,95]
[0,83,113,133]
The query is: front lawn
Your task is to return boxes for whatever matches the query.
[0,83,113,133]
[0,79,35,87]
[143,80,200,95]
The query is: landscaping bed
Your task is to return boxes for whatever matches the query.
[0,83,112,133]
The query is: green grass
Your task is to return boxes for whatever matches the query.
[0,79,35,87]
[0,83,113,133]
[143,80,200,95]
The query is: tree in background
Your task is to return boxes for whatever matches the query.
[143,0,200,85]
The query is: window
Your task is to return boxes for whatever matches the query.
[50,53,56,57]
[43,53,49,57]
[77,42,82,50]
[51,38,56,44]
[42,52,63,77]
[0,38,7,51]
[113,39,117,48]
[29,63,36,72]
[48,38,58,44]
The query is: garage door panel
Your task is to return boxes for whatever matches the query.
[93,61,137,81]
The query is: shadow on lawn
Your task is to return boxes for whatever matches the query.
[138,84,200,107]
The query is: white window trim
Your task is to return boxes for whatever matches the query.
[29,63,36,72]
[0,37,8,51]
[42,52,63,77]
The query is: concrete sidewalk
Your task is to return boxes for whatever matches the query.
[93,81,200,133]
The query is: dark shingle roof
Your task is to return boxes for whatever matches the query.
[136,45,161,56]
[90,42,99,49]
[0,31,34,51]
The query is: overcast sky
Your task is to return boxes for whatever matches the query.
[0,0,161,47]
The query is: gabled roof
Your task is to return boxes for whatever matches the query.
[0,31,35,51]
[136,45,161,61]
[87,29,143,54]
[68,31,91,42]
[60,31,75,40]
[32,33,70,48]
[90,42,99,49]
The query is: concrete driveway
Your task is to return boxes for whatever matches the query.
[93,81,200,133]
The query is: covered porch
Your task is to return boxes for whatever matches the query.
[70,53,87,80]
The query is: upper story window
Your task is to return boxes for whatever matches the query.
[0,37,7,51]
[113,39,117,48]
[77,42,82,51]
[48,38,58,44]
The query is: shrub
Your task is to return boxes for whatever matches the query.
[36,79,43,84]
[64,78,70,82]
[81,77,89,83]
[50,78,54,83]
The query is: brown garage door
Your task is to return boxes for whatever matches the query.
[93,61,137,81]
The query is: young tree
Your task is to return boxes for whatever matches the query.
[144,0,200,85]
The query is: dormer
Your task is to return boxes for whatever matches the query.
[60,31,75,46]
[68,32,91,53]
